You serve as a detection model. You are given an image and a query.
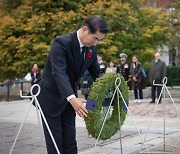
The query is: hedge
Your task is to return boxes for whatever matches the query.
[143,66,180,86]
[166,67,180,86]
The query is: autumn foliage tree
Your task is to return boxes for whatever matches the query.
[0,0,170,81]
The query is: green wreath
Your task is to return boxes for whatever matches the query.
[85,73,129,140]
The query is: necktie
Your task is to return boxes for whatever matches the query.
[78,46,86,72]
[81,46,86,59]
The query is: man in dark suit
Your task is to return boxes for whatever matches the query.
[35,16,109,154]
[149,53,166,103]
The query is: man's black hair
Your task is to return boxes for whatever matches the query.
[82,16,109,34]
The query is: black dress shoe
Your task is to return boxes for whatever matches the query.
[149,100,155,103]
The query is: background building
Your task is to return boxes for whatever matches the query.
[146,0,180,66]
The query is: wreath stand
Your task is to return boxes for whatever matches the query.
[140,77,180,154]
[92,77,150,154]
[9,84,61,154]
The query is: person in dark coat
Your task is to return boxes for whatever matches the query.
[149,53,166,103]
[97,54,107,75]
[130,55,144,103]
[30,63,41,85]
[117,53,131,88]
[80,71,93,100]
[32,16,109,154]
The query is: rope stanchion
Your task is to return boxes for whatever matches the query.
[92,77,149,154]
[116,79,150,154]
[116,78,123,154]
[141,77,167,153]
[140,77,180,154]
[92,78,119,154]
[9,84,61,154]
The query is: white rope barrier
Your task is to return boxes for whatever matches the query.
[140,77,180,154]
[92,77,149,154]
[9,84,61,154]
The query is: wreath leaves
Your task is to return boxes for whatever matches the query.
[85,73,129,140]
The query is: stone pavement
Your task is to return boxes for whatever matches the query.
[0,97,180,154]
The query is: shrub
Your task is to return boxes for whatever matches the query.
[166,67,180,86]
[143,66,180,86]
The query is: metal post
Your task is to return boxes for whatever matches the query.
[20,82,23,95]
[7,83,10,101]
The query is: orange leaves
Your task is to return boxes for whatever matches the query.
[0,0,171,80]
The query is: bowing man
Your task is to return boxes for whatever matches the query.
[35,16,109,154]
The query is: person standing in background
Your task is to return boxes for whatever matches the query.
[130,55,144,104]
[30,63,41,85]
[80,71,93,100]
[106,61,117,73]
[149,53,166,103]
[97,54,107,75]
[117,53,131,88]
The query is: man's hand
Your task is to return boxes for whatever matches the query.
[69,98,88,118]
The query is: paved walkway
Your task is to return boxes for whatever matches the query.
[0,97,180,153]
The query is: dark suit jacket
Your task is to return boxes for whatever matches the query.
[36,31,100,117]
[149,59,166,85]
[117,61,131,81]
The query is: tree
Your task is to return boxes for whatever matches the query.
[0,0,170,81]
[79,0,170,64]
[169,0,180,65]
[0,0,22,12]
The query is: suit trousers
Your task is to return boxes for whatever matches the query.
[151,85,162,102]
[42,103,77,154]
